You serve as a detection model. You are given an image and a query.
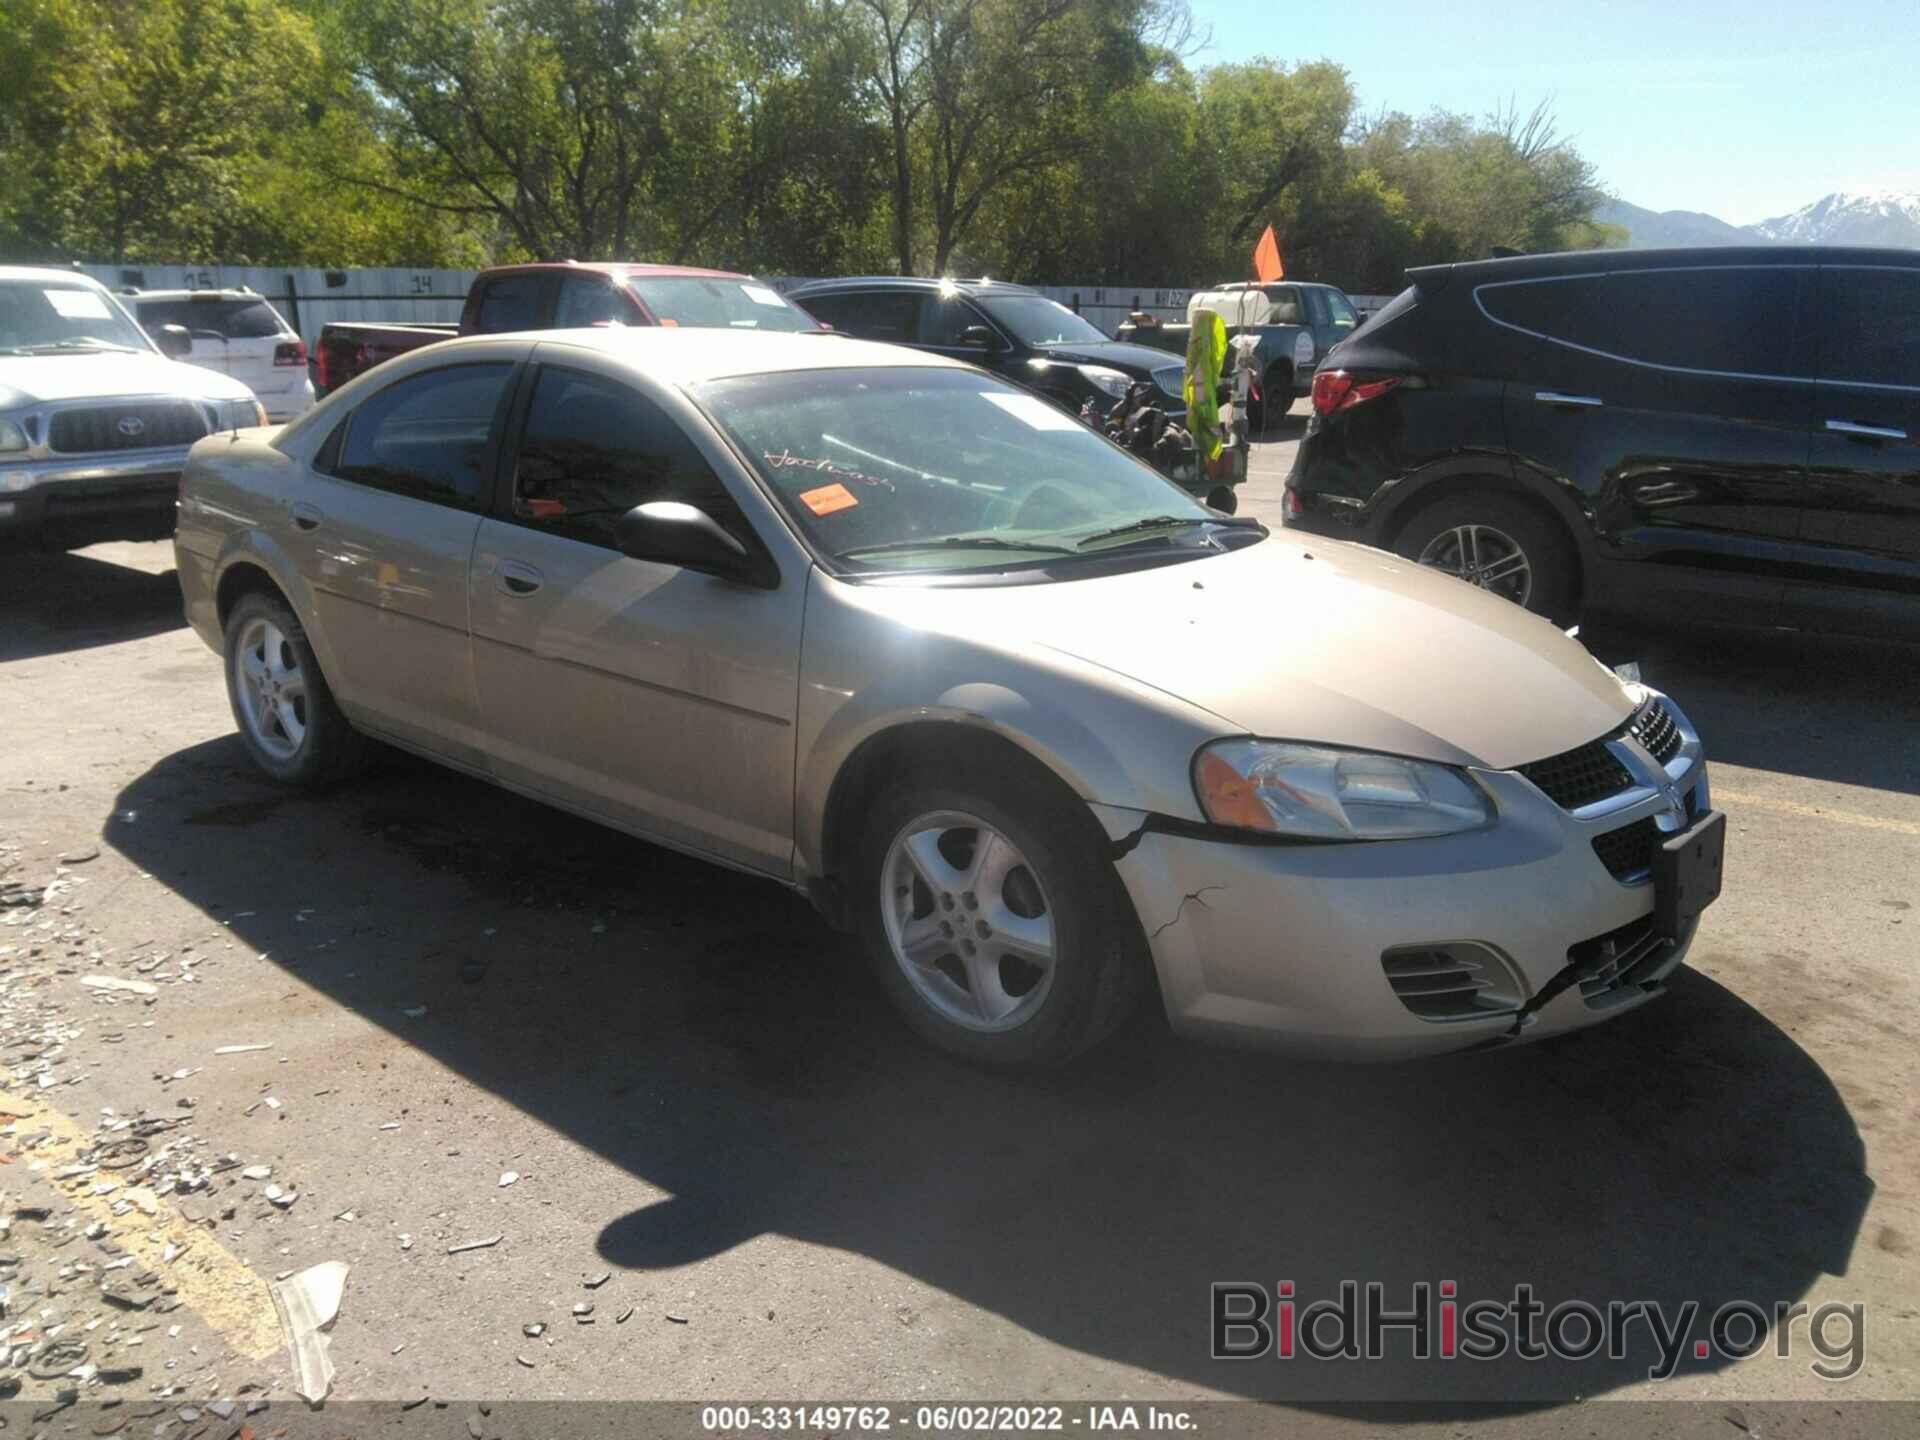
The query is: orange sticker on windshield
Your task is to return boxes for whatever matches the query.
[799,483,858,517]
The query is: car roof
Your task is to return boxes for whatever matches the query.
[457,325,973,383]
[482,261,758,282]
[0,266,111,288]
[1417,244,1920,287]
[787,276,1041,298]
[127,289,272,303]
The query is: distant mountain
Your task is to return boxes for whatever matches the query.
[1749,190,1920,246]
[1597,190,1920,250]
[1594,199,1753,249]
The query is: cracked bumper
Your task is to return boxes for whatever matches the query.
[1091,764,1705,1060]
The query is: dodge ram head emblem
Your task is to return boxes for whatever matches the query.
[116,416,146,437]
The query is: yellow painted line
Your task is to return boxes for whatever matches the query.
[1716,788,1920,839]
[5,1096,283,1359]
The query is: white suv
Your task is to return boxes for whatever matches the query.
[129,288,315,422]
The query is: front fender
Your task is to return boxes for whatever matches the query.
[791,573,1227,880]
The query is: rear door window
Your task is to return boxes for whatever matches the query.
[1605,268,1804,376]
[1816,267,1920,387]
[1480,269,1805,377]
[800,291,919,343]
[330,363,514,508]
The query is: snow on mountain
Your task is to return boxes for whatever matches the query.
[1747,190,1920,246]
[1599,191,1920,250]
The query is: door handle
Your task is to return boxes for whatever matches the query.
[289,501,323,531]
[1536,391,1604,408]
[496,560,544,597]
[1825,419,1907,441]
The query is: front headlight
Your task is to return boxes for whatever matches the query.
[208,398,268,430]
[1193,740,1494,841]
[0,418,27,455]
[1077,365,1133,400]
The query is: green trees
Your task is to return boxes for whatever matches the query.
[0,0,1619,286]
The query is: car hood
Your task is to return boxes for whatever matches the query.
[0,351,254,409]
[1033,339,1183,377]
[871,534,1634,771]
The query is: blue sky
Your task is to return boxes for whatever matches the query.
[1185,0,1920,224]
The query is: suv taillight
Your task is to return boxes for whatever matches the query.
[275,340,307,368]
[1311,369,1402,418]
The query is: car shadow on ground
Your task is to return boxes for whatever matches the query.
[108,735,1870,1408]
[0,548,186,663]
[1584,620,1920,797]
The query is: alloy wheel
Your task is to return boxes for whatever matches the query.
[1415,523,1534,606]
[881,810,1057,1031]
[233,617,309,761]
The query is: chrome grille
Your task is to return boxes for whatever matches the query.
[1517,739,1633,810]
[1517,698,1685,811]
[1629,699,1683,765]
[1381,943,1523,1021]
[49,402,209,454]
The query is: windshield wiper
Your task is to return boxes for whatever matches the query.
[1075,515,1218,549]
[840,536,1077,560]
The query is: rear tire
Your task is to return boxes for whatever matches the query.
[1259,366,1295,433]
[223,590,368,787]
[1391,492,1578,623]
[1205,485,1239,515]
[853,757,1149,1067]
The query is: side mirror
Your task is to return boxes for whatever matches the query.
[960,324,1000,352]
[615,501,775,587]
[154,323,192,359]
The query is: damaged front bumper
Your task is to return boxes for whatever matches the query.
[1091,760,1713,1060]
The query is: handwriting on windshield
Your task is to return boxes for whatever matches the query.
[763,450,896,492]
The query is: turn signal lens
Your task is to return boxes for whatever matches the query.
[1194,750,1274,831]
[1310,370,1402,418]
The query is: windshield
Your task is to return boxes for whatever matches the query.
[976,294,1110,347]
[0,280,153,354]
[696,367,1235,575]
[626,277,819,332]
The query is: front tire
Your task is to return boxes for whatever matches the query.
[223,590,367,787]
[1205,484,1239,515]
[854,759,1149,1066]
[1391,493,1578,623]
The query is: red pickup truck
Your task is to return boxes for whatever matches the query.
[313,261,823,395]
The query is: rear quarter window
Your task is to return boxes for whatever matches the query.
[1479,268,1807,377]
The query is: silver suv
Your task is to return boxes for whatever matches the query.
[0,267,264,550]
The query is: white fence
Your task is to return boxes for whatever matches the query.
[64,262,1393,348]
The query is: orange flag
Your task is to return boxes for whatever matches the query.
[1252,224,1284,283]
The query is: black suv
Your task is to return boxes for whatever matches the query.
[1284,247,1920,638]
[786,278,1190,418]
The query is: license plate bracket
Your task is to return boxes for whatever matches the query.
[1654,809,1726,940]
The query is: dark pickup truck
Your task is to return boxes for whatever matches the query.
[313,262,823,395]
[1117,281,1361,430]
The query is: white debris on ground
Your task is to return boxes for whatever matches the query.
[1,839,635,1410]
[0,846,286,1408]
